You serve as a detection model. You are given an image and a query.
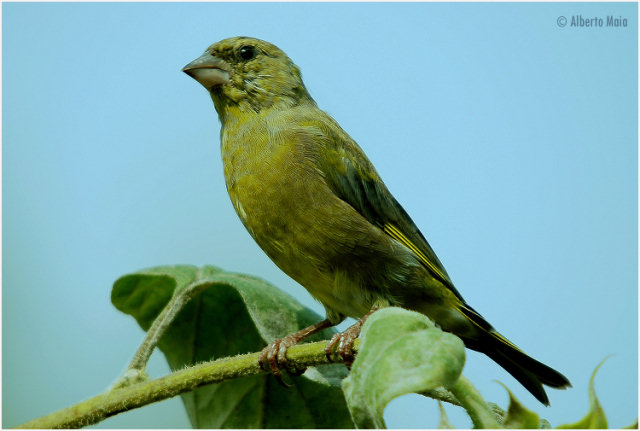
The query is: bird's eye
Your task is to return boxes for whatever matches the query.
[238,45,256,61]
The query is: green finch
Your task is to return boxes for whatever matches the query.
[183,36,570,405]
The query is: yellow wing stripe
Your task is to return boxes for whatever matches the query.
[384,223,449,283]
[384,223,524,354]
[492,331,522,351]
[459,305,523,352]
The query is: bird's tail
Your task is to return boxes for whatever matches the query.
[459,305,571,405]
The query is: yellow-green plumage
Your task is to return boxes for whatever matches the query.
[183,36,570,405]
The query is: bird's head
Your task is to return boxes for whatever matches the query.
[183,36,314,119]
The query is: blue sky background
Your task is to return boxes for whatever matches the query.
[3,2,637,428]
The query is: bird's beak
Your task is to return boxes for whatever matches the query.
[182,52,231,89]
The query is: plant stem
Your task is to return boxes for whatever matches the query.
[126,281,207,372]
[449,375,502,429]
[16,339,357,429]
[17,337,479,429]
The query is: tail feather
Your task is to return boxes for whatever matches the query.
[458,304,571,405]
[464,331,571,405]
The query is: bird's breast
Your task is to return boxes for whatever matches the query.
[221,118,327,258]
[218,113,408,320]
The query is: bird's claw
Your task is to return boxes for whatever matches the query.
[324,322,363,369]
[259,334,306,387]
[257,319,334,386]
[324,307,379,369]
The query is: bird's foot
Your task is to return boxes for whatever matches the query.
[259,334,305,386]
[258,319,333,387]
[325,307,378,369]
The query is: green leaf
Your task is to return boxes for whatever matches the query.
[539,419,552,429]
[487,402,506,425]
[495,382,540,429]
[448,376,502,429]
[557,357,609,429]
[341,307,466,428]
[112,265,354,428]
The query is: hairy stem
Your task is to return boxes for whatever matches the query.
[449,375,501,428]
[18,338,480,429]
[17,339,358,429]
[126,281,208,372]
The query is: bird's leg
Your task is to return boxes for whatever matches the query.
[325,306,379,369]
[259,318,333,386]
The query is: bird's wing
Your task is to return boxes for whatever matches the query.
[302,114,463,299]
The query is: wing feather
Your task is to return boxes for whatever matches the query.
[300,113,464,300]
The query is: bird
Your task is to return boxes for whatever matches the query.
[182,36,571,405]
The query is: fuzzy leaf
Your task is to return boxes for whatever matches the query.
[112,264,354,428]
[342,307,466,428]
[496,382,540,429]
[557,357,609,429]
[450,381,502,429]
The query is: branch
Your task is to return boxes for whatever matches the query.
[16,340,357,429]
[17,335,470,429]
